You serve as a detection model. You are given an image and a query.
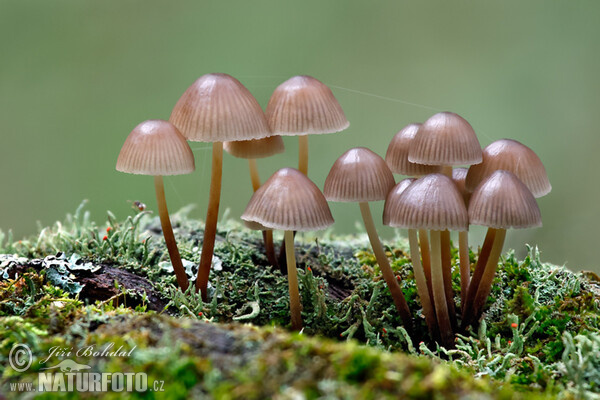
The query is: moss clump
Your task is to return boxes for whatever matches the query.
[1,202,599,398]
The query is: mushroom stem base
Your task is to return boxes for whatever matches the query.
[285,230,302,331]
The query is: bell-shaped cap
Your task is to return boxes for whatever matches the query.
[469,170,541,229]
[265,75,349,136]
[385,123,441,176]
[169,73,271,143]
[382,178,415,225]
[383,174,468,231]
[452,167,471,205]
[324,147,395,202]
[408,112,482,166]
[116,120,195,176]
[224,135,285,159]
[241,168,334,231]
[465,139,551,198]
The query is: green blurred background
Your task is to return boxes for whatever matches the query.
[1,1,598,272]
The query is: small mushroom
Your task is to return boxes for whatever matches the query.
[451,167,471,312]
[324,147,412,329]
[462,170,541,328]
[241,168,334,330]
[224,135,285,266]
[170,73,271,300]
[383,174,468,347]
[116,119,194,291]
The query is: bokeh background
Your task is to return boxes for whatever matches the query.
[1,1,598,272]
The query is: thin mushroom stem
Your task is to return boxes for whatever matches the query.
[196,142,223,301]
[408,228,438,336]
[359,202,413,329]
[458,230,470,312]
[248,159,277,266]
[441,230,457,329]
[418,229,434,303]
[430,230,454,348]
[285,230,302,331]
[298,135,309,175]
[154,176,189,292]
[461,228,496,329]
[467,228,507,327]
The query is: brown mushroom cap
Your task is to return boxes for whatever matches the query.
[169,73,271,143]
[385,123,441,176]
[468,170,541,229]
[382,178,415,225]
[383,173,468,231]
[452,167,471,205]
[241,168,334,231]
[323,147,395,202]
[116,120,195,176]
[265,75,349,136]
[408,112,482,166]
[465,139,551,198]
[223,135,285,159]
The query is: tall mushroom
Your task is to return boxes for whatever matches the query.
[462,140,550,325]
[224,135,285,266]
[241,168,334,330]
[116,119,194,291]
[408,112,483,328]
[383,174,468,347]
[265,75,349,176]
[324,147,412,329]
[451,167,472,312]
[170,73,272,300]
[462,170,541,327]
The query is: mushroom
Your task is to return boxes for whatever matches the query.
[383,178,437,336]
[265,75,349,175]
[224,135,285,266]
[385,122,441,310]
[324,147,412,328]
[170,73,271,300]
[462,140,550,325]
[408,112,483,328]
[116,119,194,291]
[242,168,334,330]
[383,174,468,347]
[462,170,541,328]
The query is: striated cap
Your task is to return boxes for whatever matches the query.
[116,120,195,176]
[382,178,415,225]
[265,75,349,136]
[452,167,471,205]
[465,139,551,198]
[383,173,468,231]
[324,147,395,202]
[469,170,541,229]
[241,168,334,231]
[408,112,482,166]
[224,135,285,159]
[385,123,441,176]
[169,73,271,143]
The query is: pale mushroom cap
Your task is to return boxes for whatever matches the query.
[385,123,441,176]
[169,73,271,143]
[382,178,415,225]
[408,112,482,166]
[324,147,395,202]
[469,170,542,229]
[224,135,285,159]
[383,173,468,231]
[241,168,334,231]
[465,139,551,198]
[116,120,195,176]
[452,167,471,205]
[265,75,349,136]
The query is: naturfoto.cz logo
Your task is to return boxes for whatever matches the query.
[7,343,165,393]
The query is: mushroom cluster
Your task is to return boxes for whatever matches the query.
[116,74,549,344]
